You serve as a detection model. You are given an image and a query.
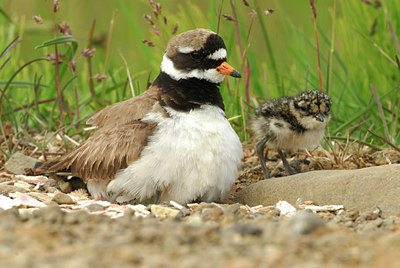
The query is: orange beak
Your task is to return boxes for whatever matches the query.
[216,61,241,78]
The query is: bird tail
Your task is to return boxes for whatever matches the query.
[24,160,72,177]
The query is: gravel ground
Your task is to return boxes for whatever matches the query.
[1,141,400,267]
[1,200,400,268]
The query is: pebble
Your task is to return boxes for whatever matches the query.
[186,215,203,227]
[221,203,247,223]
[64,210,91,224]
[0,177,12,183]
[85,203,106,212]
[175,207,190,220]
[355,213,367,224]
[373,206,382,217]
[234,222,263,236]
[52,192,76,204]
[0,185,28,193]
[365,212,379,221]
[125,204,151,217]
[58,181,73,193]
[373,218,384,228]
[27,192,53,203]
[4,152,41,175]
[363,218,384,232]
[344,219,355,228]
[47,187,59,193]
[42,178,57,191]
[270,166,285,177]
[18,208,39,221]
[347,209,360,221]
[288,211,326,235]
[383,218,395,228]
[32,204,64,224]
[194,202,219,212]
[201,207,224,221]
[150,205,180,218]
[309,157,333,170]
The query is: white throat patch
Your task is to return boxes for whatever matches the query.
[160,54,225,84]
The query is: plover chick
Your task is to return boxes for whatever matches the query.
[252,90,331,179]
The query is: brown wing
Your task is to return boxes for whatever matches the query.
[87,86,159,128]
[48,120,156,182]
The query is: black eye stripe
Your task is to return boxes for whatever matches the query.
[170,33,227,72]
[190,51,203,59]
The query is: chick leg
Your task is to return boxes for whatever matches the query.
[256,139,270,179]
[277,148,297,175]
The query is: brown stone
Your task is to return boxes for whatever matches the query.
[51,192,75,204]
[4,152,41,175]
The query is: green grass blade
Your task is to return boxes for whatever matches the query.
[35,35,77,49]
[254,1,280,92]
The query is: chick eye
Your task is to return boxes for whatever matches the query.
[190,51,202,60]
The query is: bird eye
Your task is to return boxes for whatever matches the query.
[190,51,202,60]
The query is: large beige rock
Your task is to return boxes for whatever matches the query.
[235,164,400,216]
[4,152,41,175]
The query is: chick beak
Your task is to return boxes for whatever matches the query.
[217,61,241,78]
[315,113,324,122]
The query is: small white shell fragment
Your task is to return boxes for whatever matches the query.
[170,200,183,210]
[276,200,296,217]
[15,194,47,208]
[301,204,344,212]
[251,205,263,210]
[245,204,259,213]
[296,198,303,206]
[68,189,89,200]
[187,203,199,211]
[15,175,47,185]
[0,172,14,179]
[13,181,33,190]
[126,204,150,217]
[106,211,122,218]
[0,195,23,209]
[8,192,24,199]
[33,183,41,190]
[76,200,111,209]
[27,192,53,203]
[96,200,111,207]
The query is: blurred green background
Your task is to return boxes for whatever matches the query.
[1,0,399,153]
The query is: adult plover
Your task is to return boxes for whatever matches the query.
[46,28,243,204]
[252,90,331,179]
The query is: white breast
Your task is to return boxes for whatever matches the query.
[268,118,327,150]
[107,105,243,204]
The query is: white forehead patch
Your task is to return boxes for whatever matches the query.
[177,46,195,54]
[161,54,225,84]
[207,48,227,60]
